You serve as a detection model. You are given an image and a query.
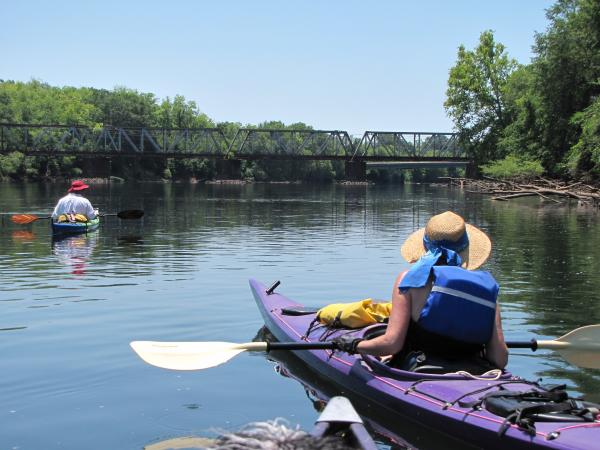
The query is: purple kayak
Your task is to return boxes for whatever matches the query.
[250,278,600,450]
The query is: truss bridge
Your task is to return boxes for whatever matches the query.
[0,123,470,180]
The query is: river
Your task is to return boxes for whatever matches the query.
[1,181,599,449]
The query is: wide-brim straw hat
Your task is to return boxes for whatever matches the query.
[400,211,491,270]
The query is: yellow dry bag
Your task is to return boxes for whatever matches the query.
[316,299,392,328]
[57,213,89,223]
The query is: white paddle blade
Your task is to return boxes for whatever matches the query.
[130,341,259,371]
[537,325,600,370]
[556,324,600,346]
[558,348,600,370]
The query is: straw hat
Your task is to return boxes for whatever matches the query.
[68,180,89,192]
[400,211,491,270]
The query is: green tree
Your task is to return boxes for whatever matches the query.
[445,30,518,167]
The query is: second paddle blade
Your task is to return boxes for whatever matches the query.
[130,341,248,371]
[11,214,39,224]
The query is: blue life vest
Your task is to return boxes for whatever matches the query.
[417,266,499,344]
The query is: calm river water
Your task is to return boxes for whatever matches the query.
[1,181,599,449]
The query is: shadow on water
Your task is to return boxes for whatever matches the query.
[254,328,479,450]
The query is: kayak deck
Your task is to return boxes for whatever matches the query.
[250,278,600,450]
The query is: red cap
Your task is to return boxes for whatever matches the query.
[68,180,89,192]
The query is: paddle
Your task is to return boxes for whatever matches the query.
[130,341,334,371]
[130,324,600,371]
[11,209,144,225]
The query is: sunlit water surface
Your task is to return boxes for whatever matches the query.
[1,182,599,449]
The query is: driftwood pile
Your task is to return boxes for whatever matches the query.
[439,177,600,208]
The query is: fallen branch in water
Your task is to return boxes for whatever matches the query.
[438,177,600,208]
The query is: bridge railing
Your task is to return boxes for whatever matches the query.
[352,131,465,160]
[227,128,354,160]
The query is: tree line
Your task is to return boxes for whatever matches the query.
[0,81,352,181]
[3,0,597,183]
[445,0,600,181]
[0,81,448,183]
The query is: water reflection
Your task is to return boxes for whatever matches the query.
[11,230,36,242]
[51,232,98,276]
[117,234,144,246]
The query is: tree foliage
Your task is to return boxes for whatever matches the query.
[0,81,344,181]
[480,155,544,180]
[447,0,600,180]
[528,0,600,174]
[445,31,518,166]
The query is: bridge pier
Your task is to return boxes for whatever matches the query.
[345,160,366,181]
[216,159,241,180]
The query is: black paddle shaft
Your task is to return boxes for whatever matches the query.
[267,341,336,351]
[270,339,539,351]
[506,339,538,351]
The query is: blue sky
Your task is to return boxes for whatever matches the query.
[2,0,554,135]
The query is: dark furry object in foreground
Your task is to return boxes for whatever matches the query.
[209,420,356,450]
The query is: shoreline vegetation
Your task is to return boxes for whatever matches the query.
[1,1,598,187]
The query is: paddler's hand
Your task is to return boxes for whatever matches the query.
[332,335,364,354]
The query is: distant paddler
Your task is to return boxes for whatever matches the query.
[52,180,98,223]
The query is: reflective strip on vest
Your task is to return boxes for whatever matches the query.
[430,286,496,309]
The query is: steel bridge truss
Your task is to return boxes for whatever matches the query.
[227,128,354,160]
[0,124,230,157]
[0,124,466,162]
[353,131,464,160]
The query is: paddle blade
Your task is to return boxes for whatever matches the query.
[117,210,144,220]
[544,325,600,370]
[557,348,600,370]
[555,324,600,346]
[11,214,40,225]
[130,341,261,371]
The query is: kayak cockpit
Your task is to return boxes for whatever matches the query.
[356,324,514,381]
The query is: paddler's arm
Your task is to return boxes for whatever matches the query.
[484,305,508,369]
[356,271,410,356]
[84,198,97,219]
